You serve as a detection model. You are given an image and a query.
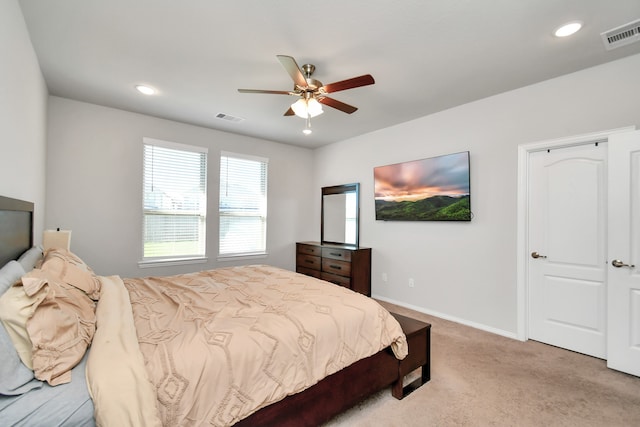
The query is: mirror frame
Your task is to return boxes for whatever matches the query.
[321,183,360,248]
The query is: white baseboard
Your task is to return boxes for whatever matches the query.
[373,294,521,341]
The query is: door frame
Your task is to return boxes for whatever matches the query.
[515,126,635,341]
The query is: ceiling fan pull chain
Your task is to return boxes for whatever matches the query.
[303,115,312,135]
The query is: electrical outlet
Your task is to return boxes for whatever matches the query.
[382,273,388,282]
[408,278,415,288]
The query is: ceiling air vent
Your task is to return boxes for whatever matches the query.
[215,113,244,123]
[601,19,640,50]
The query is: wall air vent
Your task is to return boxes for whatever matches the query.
[215,113,244,123]
[601,19,640,50]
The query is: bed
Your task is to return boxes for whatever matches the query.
[0,195,408,426]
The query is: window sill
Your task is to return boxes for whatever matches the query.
[138,257,208,269]
[217,252,268,262]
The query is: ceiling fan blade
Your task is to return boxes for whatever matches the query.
[284,107,295,116]
[277,55,308,89]
[237,89,292,95]
[320,74,375,93]
[317,96,358,114]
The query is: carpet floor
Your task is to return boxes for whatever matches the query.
[324,301,640,427]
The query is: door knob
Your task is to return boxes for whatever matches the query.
[531,252,547,259]
[611,259,635,268]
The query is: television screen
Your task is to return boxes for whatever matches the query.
[374,151,471,221]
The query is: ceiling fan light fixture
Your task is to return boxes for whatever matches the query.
[291,97,323,118]
[307,98,323,116]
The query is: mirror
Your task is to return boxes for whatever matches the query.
[321,183,359,247]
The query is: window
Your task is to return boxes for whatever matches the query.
[142,138,207,263]
[219,152,268,257]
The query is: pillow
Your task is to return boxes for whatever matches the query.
[0,282,47,369]
[0,319,42,395]
[17,245,44,272]
[0,260,25,294]
[39,248,101,300]
[0,249,100,386]
[0,261,38,394]
[21,271,97,386]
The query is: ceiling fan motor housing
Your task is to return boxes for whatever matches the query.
[300,64,322,91]
[300,78,322,92]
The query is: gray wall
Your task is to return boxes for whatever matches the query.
[0,0,48,241]
[313,53,640,337]
[46,97,316,277]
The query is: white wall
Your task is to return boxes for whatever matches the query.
[314,53,640,336]
[0,0,48,240]
[46,97,315,277]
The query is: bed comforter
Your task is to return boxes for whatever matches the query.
[87,265,407,426]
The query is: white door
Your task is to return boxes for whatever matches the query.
[607,130,640,376]
[528,143,607,358]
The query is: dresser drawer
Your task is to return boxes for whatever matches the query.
[297,266,322,279]
[322,258,351,277]
[297,253,321,271]
[321,247,352,262]
[321,272,351,287]
[297,243,322,256]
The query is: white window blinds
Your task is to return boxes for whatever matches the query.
[142,138,207,261]
[219,152,268,256]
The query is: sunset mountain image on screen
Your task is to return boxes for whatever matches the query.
[374,151,471,221]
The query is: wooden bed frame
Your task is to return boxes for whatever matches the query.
[0,195,402,426]
[236,348,399,426]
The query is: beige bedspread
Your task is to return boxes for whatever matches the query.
[89,265,407,426]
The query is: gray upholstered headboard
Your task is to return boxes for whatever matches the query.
[0,196,34,266]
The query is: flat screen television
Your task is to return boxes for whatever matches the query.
[374,151,471,221]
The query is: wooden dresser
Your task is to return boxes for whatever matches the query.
[296,241,371,296]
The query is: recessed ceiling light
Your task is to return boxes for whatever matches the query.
[554,21,583,38]
[135,84,156,95]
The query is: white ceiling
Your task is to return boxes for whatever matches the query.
[18,0,640,148]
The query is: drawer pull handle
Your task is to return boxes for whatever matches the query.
[329,252,343,257]
[329,264,342,270]
[305,259,314,264]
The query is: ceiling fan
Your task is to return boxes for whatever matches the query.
[238,55,375,122]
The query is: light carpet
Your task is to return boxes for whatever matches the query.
[324,301,640,427]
